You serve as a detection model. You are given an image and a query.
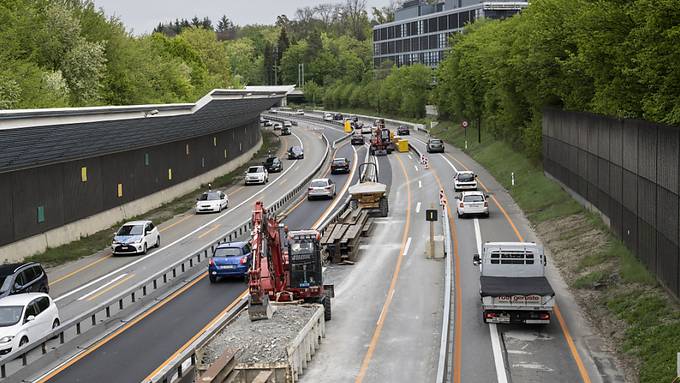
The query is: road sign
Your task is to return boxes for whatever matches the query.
[426,209,438,222]
[461,120,469,129]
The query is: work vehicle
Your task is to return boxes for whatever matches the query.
[245,166,268,185]
[0,263,49,298]
[454,170,478,191]
[195,190,229,213]
[280,125,291,136]
[456,191,489,218]
[247,201,334,321]
[112,220,160,255]
[370,120,393,156]
[426,138,445,153]
[473,242,555,324]
[288,146,304,160]
[349,162,388,217]
[272,122,282,130]
[331,157,351,174]
[308,178,336,200]
[397,125,410,135]
[324,113,334,121]
[208,241,252,282]
[263,156,283,173]
[283,121,292,128]
[351,132,365,145]
[0,293,60,358]
[295,109,305,115]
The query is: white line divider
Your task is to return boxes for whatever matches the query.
[474,218,509,383]
[77,274,128,301]
[416,202,421,213]
[55,131,305,303]
[403,237,412,256]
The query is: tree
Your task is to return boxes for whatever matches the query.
[61,39,107,105]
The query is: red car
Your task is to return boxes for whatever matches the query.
[330,157,351,174]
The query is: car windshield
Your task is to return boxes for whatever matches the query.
[430,139,442,144]
[118,225,143,236]
[311,180,328,187]
[333,159,346,165]
[213,247,242,257]
[265,158,276,165]
[0,276,10,293]
[464,195,484,202]
[0,306,23,327]
[290,241,315,255]
[291,146,302,152]
[458,173,475,182]
[199,192,221,201]
[248,167,262,173]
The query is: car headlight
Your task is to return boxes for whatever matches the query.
[0,336,14,343]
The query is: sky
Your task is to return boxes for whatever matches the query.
[92,0,390,35]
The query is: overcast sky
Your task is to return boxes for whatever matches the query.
[92,0,390,35]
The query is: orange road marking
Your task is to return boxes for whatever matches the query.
[86,274,135,301]
[159,214,193,233]
[197,224,221,239]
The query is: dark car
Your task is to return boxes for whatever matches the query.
[208,242,252,282]
[0,263,49,298]
[280,126,291,136]
[263,156,283,173]
[331,157,351,174]
[427,138,445,153]
[288,146,304,160]
[263,120,272,127]
[333,113,344,120]
[397,125,410,135]
[350,115,359,123]
[351,133,365,145]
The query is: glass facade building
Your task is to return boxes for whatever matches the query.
[373,1,528,68]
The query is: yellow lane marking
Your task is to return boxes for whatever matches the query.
[141,290,249,381]
[197,224,221,239]
[159,214,193,233]
[51,255,112,286]
[355,154,412,383]
[39,274,208,382]
[443,152,591,383]
[86,274,135,302]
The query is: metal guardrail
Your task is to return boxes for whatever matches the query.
[141,123,337,383]
[1,128,332,382]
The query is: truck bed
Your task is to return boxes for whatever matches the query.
[480,276,554,297]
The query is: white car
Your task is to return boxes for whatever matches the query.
[454,170,478,191]
[307,178,336,200]
[245,166,268,185]
[323,113,334,121]
[272,123,282,130]
[112,220,160,255]
[283,121,292,128]
[195,190,228,213]
[0,293,60,358]
[361,125,373,134]
[295,109,305,115]
[456,191,489,218]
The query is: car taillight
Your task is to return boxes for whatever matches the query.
[485,312,496,319]
[459,203,464,208]
[539,313,550,320]
[240,256,248,265]
[209,258,215,266]
[484,201,488,207]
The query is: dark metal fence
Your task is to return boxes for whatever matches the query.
[543,108,680,298]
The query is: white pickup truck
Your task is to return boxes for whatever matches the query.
[473,242,555,324]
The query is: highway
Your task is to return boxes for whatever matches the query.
[34,119,372,382]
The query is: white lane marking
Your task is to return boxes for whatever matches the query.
[416,202,421,213]
[56,131,308,303]
[473,218,508,383]
[403,237,412,256]
[414,165,419,172]
[408,154,413,160]
[77,273,128,301]
[377,289,396,325]
[419,180,422,188]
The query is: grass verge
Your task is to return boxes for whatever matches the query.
[429,121,679,383]
[26,130,281,268]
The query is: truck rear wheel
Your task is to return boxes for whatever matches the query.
[379,196,388,217]
[323,296,331,321]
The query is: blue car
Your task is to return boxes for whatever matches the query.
[208,242,252,282]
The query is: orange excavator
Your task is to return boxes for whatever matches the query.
[369,118,394,156]
[247,201,334,321]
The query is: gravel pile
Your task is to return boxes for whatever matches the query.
[201,304,320,366]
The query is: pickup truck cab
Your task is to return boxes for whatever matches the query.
[473,242,554,324]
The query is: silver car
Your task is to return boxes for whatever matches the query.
[307,178,336,200]
[426,138,445,153]
[456,191,489,218]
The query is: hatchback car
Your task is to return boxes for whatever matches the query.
[208,242,252,282]
[112,221,160,255]
[333,113,344,120]
[397,125,410,135]
[295,109,305,115]
[283,121,292,128]
[361,125,373,134]
[324,113,334,121]
[280,126,291,136]
[454,171,478,191]
[331,158,351,174]
[288,146,304,160]
[263,120,272,127]
[351,133,365,145]
[456,191,489,218]
[308,178,336,200]
[245,166,268,185]
[0,293,60,357]
[272,123,282,130]
[0,263,49,298]
[426,138,445,153]
[195,190,228,213]
[263,156,283,173]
